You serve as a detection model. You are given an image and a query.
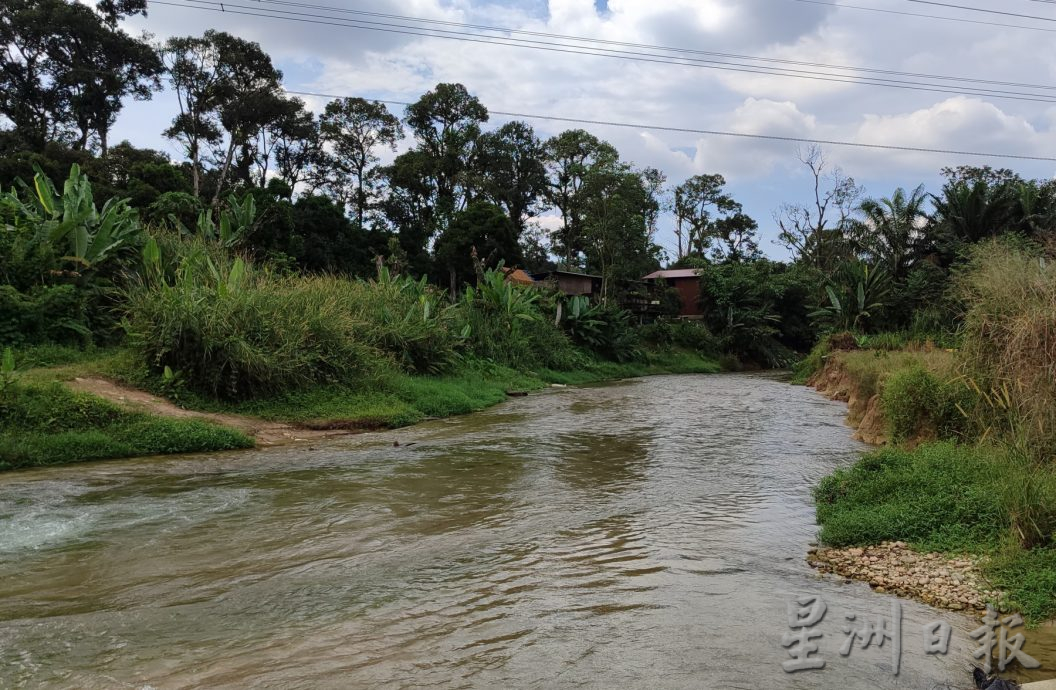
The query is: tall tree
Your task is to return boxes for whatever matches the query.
[162,33,224,197]
[403,83,488,231]
[672,173,738,258]
[776,145,862,275]
[434,201,521,289]
[711,212,761,263]
[478,121,548,239]
[0,0,159,154]
[319,97,403,228]
[207,31,285,205]
[379,150,438,276]
[543,129,618,269]
[581,164,663,299]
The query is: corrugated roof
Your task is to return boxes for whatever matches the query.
[502,268,536,285]
[642,269,700,280]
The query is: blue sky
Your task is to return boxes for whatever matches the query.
[118,0,1056,263]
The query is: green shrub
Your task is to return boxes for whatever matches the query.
[638,318,718,355]
[125,252,388,399]
[560,296,642,362]
[0,284,90,346]
[881,365,970,442]
[791,338,831,383]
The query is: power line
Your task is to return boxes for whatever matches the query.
[787,0,1056,33]
[247,0,1056,92]
[284,89,1056,163]
[906,0,1056,22]
[160,0,1056,104]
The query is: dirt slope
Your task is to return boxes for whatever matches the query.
[67,377,350,446]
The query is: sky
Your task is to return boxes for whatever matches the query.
[115,0,1056,262]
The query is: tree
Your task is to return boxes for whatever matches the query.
[207,31,286,206]
[163,31,286,203]
[379,149,438,276]
[433,201,521,289]
[581,164,663,299]
[478,121,548,239]
[855,185,929,279]
[672,173,739,258]
[319,97,403,228]
[59,9,162,156]
[403,83,488,230]
[711,212,761,263]
[776,145,862,275]
[269,105,328,194]
[162,33,224,197]
[0,0,160,154]
[543,129,618,268]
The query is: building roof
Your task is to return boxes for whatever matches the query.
[502,268,536,286]
[642,269,700,280]
[530,270,602,280]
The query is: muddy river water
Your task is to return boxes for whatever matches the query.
[0,373,1052,688]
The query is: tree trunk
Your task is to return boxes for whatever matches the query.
[212,136,238,207]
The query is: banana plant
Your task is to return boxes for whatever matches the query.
[8,164,142,273]
[809,262,892,332]
[170,194,256,248]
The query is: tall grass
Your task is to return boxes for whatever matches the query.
[125,244,388,398]
[956,240,1056,461]
[124,239,590,400]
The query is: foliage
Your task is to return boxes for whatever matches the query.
[814,441,1056,621]
[453,267,583,370]
[955,241,1056,461]
[3,163,142,274]
[0,284,88,346]
[638,318,718,356]
[124,244,386,398]
[880,365,969,443]
[433,201,521,287]
[559,296,642,362]
[815,442,1008,551]
[695,259,813,367]
[809,262,892,333]
[853,185,929,279]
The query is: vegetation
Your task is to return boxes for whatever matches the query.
[803,242,1056,622]
[0,377,251,470]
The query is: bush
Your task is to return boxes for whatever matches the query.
[880,365,970,442]
[638,318,718,355]
[0,284,89,346]
[452,269,584,371]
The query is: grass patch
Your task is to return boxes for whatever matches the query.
[815,441,1056,622]
[0,382,252,470]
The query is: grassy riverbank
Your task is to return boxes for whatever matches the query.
[803,244,1056,623]
[1,343,720,470]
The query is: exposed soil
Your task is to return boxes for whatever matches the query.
[67,377,353,446]
[808,355,889,445]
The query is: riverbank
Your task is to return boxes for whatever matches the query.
[804,344,1056,625]
[0,345,720,470]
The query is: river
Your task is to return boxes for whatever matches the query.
[0,373,1048,688]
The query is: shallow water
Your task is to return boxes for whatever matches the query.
[0,373,1048,688]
